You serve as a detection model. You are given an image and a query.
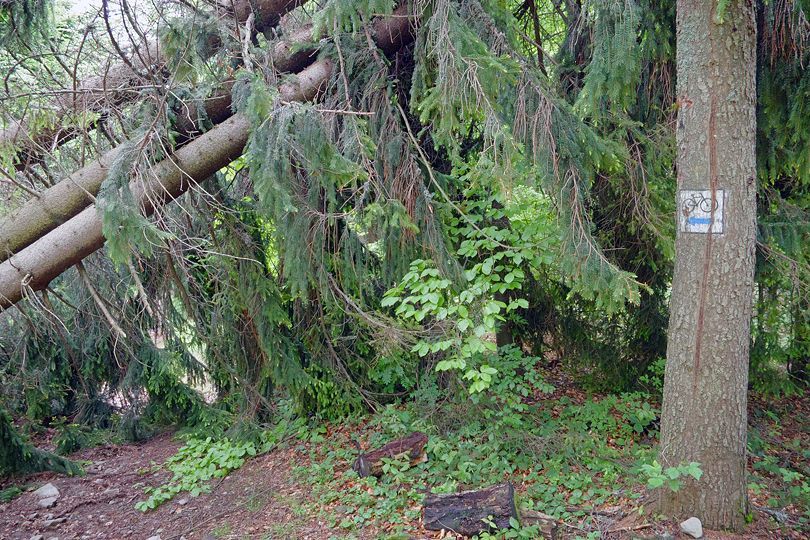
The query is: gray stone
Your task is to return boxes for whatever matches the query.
[102,488,120,497]
[145,536,161,540]
[33,483,60,500]
[177,498,188,506]
[29,535,44,540]
[37,497,58,508]
[43,517,67,528]
[680,517,703,539]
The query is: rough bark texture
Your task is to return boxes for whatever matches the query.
[659,0,757,531]
[423,483,518,537]
[230,0,303,31]
[0,60,333,311]
[352,432,428,478]
[0,6,414,265]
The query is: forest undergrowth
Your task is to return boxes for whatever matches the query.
[2,354,806,539]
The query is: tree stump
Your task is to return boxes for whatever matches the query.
[423,483,519,537]
[352,431,428,478]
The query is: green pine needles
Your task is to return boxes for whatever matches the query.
[0,408,82,476]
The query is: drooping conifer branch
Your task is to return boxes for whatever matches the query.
[0,0,306,172]
[0,7,417,311]
[0,4,413,265]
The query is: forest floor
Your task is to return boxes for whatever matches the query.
[1,370,808,540]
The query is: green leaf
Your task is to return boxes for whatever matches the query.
[647,477,664,488]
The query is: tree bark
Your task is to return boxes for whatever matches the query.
[0,6,413,264]
[0,59,333,311]
[423,483,519,537]
[659,0,757,531]
[352,431,428,478]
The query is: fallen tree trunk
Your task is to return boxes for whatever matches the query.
[423,483,519,537]
[352,432,428,477]
[0,9,415,311]
[0,0,306,171]
[0,6,413,264]
[0,59,331,311]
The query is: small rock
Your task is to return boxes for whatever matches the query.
[33,484,60,500]
[145,536,161,540]
[102,488,120,497]
[38,497,58,508]
[104,521,113,526]
[29,535,44,540]
[177,498,188,506]
[680,517,703,539]
[43,517,67,528]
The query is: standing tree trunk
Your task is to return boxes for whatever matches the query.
[659,0,757,531]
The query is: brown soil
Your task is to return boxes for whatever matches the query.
[0,432,342,540]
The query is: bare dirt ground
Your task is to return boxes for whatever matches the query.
[0,432,342,540]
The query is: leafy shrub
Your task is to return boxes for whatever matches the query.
[640,460,703,492]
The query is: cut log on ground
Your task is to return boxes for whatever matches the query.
[423,483,519,538]
[353,431,428,478]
